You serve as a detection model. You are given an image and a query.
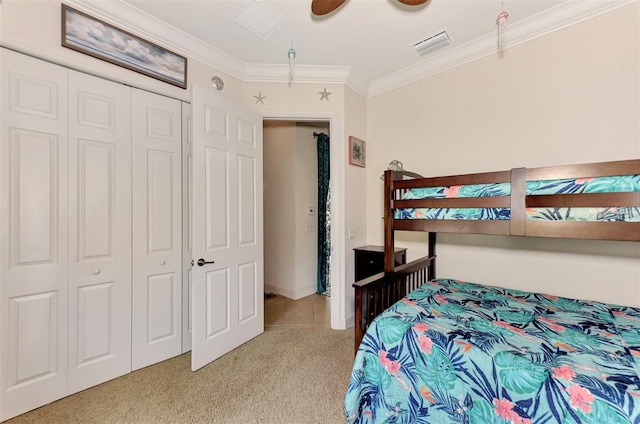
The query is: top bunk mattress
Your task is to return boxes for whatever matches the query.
[395,174,640,222]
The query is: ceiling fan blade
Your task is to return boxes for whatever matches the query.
[397,0,428,5]
[311,0,347,16]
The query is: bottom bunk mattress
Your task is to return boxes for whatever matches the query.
[344,278,640,424]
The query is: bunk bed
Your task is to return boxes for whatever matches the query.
[345,159,640,424]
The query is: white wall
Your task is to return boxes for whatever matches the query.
[366,4,640,307]
[263,122,326,300]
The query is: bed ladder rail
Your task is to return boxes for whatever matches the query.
[352,255,435,354]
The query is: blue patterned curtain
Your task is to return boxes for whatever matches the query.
[315,132,331,295]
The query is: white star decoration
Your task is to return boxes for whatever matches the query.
[254,92,266,104]
[319,88,331,101]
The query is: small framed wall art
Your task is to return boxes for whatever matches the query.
[62,4,187,89]
[349,136,366,167]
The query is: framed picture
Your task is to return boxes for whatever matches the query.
[349,136,366,167]
[61,4,187,89]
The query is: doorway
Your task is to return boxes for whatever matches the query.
[263,120,330,302]
[261,111,345,332]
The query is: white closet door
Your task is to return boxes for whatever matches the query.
[132,89,182,370]
[0,49,69,421]
[67,70,132,394]
[181,102,192,353]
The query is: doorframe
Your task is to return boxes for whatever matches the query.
[262,111,347,330]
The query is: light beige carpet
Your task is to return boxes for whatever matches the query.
[6,327,353,424]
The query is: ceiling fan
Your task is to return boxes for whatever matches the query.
[311,0,428,16]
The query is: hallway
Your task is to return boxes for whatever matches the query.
[264,294,331,330]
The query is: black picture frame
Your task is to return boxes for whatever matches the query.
[62,4,187,89]
[349,136,366,167]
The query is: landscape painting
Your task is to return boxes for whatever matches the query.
[62,5,187,89]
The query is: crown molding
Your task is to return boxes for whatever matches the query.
[69,0,636,99]
[66,0,246,79]
[67,0,352,88]
[343,66,369,98]
[243,63,370,96]
[367,0,637,98]
[243,63,351,83]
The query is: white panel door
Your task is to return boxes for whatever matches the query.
[191,86,263,371]
[67,70,132,393]
[0,49,69,421]
[181,102,193,353]
[132,89,183,370]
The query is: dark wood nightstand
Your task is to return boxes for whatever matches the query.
[354,245,407,281]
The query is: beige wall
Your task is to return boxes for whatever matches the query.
[294,125,323,298]
[263,124,297,297]
[366,4,640,307]
[1,1,366,327]
[263,122,327,299]
[343,86,368,322]
[0,0,243,102]
[6,0,635,319]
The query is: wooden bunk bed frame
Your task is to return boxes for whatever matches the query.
[353,159,640,352]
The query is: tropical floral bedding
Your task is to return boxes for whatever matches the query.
[344,278,640,423]
[395,175,640,222]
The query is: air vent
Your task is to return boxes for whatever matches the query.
[412,30,451,57]
[234,0,286,40]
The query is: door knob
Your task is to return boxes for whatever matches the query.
[197,258,215,266]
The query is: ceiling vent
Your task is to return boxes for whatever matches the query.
[234,0,286,40]
[412,29,451,57]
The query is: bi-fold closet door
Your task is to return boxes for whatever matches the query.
[67,70,133,394]
[131,89,184,371]
[0,48,71,421]
[0,49,186,422]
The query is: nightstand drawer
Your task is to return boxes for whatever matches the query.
[354,245,407,281]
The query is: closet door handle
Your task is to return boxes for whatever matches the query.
[197,258,215,267]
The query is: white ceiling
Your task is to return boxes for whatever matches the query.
[79,0,631,97]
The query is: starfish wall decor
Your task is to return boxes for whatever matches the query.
[319,88,331,101]
[254,91,266,104]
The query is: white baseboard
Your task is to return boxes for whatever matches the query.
[345,314,354,329]
[331,313,354,330]
[265,283,317,300]
[294,285,317,300]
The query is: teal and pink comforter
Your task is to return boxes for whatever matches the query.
[345,279,640,423]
